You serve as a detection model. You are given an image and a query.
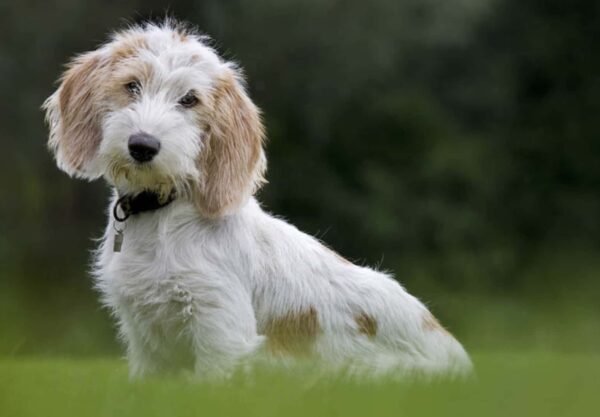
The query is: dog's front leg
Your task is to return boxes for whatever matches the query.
[186,286,265,381]
[117,312,174,379]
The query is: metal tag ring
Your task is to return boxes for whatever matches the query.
[113,196,130,222]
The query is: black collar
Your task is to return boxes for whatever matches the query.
[113,189,177,222]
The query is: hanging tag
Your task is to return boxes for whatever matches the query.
[113,220,126,253]
[112,196,129,253]
[113,229,124,252]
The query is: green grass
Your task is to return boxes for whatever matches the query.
[1,352,598,417]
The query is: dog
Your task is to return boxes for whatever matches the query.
[44,21,471,379]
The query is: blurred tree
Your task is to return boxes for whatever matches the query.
[0,0,599,331]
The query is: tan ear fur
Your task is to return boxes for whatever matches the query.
[44,52,108,178]
[196,69,266,217]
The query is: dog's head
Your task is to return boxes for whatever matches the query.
[43,21,266,218]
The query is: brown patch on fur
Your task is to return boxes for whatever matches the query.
[355,313,378,338]
[110,35,148,61]
[55,53,109,173]
[106,59,156,108]
[265,306,321,355]
[106,34,153,108]
[195,69,266,217]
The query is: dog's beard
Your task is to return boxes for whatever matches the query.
[105,157,193,198]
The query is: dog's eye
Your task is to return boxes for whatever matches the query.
[125,80,141,96]
[178,91,199,108]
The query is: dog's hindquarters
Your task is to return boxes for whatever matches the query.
[250,207,472,377]
[310,267,472,378]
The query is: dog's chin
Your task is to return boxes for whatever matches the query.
[106,162,179,196]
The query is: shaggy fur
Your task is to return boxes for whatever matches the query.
[44,21,472,380]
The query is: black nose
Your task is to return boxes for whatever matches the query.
[128,133,161,162]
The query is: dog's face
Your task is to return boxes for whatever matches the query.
[44,23,266,217]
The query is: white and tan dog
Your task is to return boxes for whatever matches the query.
[44,21,471,379]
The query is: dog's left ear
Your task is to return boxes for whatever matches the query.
[195,67,266,217]
[43,51,109,179]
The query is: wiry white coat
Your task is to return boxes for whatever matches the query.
[45,21,471,380]
[94,195,471,379]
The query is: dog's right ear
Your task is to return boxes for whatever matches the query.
[43,51,109,179]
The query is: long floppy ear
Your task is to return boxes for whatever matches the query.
[43,51,108,179]
[196,67,267,217]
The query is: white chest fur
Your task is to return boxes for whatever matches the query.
[97,199,230,329]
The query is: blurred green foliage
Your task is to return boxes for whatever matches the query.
[0,0,599,356]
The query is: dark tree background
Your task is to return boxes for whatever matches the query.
[1,0,599,355]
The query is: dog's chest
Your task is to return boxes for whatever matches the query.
[99,221,203,329]
[112,268,196,327]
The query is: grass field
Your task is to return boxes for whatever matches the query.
[1,352,598,417]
